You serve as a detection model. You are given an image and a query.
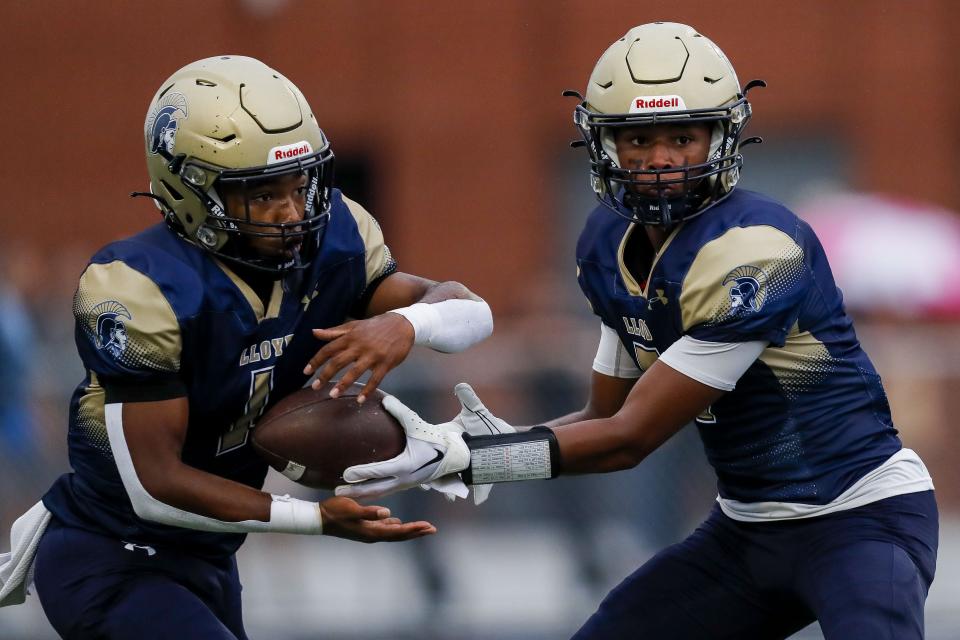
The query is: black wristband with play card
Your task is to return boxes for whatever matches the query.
[461,426,561,485]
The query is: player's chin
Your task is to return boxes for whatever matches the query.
[630,183,683,199]
[252,241,301,260]
[630,175,705,199]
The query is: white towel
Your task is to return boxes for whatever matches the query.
[0,501,52,607]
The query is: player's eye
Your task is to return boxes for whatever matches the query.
[250,192,272,203]
[676,135,693,145]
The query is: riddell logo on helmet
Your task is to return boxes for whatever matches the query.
[629,95,687,113]
[267,141,314,165]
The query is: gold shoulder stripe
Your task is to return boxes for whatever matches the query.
[679,225,804,331]
[75,261,182,372]
[342,195,393,286]
[616,223,643,296]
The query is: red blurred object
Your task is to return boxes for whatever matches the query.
[799,192,960,319]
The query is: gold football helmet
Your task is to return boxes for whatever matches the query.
[141,55,334,272]
[569,22,763,225]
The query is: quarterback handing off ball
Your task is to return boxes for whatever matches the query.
[252,384,406,490]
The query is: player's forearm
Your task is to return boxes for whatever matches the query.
[537,369,636,430]
[127,464,321,535]
[126,455,321,534]
[464,362,720,480]
[550,362,722,474]
[551,414,657,473]
[361,274,492,353]
[541,408,594,430]
[364,274,481,316]
[142,462,272,523]
[108,402,321,534]
[390,282,493,354]
[417,280,483,304]
[541,374,634,430]
[461,410,666,484]
[540,409,588,431]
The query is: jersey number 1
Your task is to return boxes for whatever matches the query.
[217,366,274,455]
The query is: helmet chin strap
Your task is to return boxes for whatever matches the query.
[282,246,304,293]
[621,189,692,227]
[659,193,673,226]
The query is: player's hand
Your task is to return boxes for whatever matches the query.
[304,313,415,403]
[334,395,471,499]
[447,382,516,505]
[318,496,436,543]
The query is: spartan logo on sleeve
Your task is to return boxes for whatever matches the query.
[145,92,188,155]
[92,301,132,358]
[722,265,768,314]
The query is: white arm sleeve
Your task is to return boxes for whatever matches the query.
[389,298,493,353]
[592,322,642,378]
[105,403,322,534]
[657,336,767,391]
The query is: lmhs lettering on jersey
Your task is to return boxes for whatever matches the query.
[623,316,653,341]
[239,334,294,366]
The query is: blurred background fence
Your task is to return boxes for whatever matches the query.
[2,1,959,638]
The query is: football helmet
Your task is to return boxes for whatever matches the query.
[141,55,334,273]
[570,22,762,225]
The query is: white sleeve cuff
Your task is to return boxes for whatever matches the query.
[389,298,493,353]
[658,336,767,391]
[268,495,323,534]
[592,322,642,379]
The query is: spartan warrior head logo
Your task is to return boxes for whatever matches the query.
[722,265,768,314]
[145,92,188,155]
[92,301,132,358]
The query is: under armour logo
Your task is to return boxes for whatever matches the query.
[647,289,668,310]
[123,542,157,556]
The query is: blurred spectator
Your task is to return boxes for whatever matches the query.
[0,278,36,459]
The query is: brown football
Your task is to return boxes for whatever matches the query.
[251,383,406,489]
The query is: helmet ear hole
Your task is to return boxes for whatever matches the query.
[160,179,184,202]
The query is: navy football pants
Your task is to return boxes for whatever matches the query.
[33,519,248,640]
[573,491,938,640]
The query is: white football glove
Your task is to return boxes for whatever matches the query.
[446,382,516,505]
[335,395,471,500]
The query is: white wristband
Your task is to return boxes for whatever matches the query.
[389,299,493,353]
[269,495,323,534]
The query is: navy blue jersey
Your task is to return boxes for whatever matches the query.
[43,190,396,557]
[576,189,901,505]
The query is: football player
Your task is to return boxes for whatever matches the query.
[338,23,939,639]
[0,56,493,638]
